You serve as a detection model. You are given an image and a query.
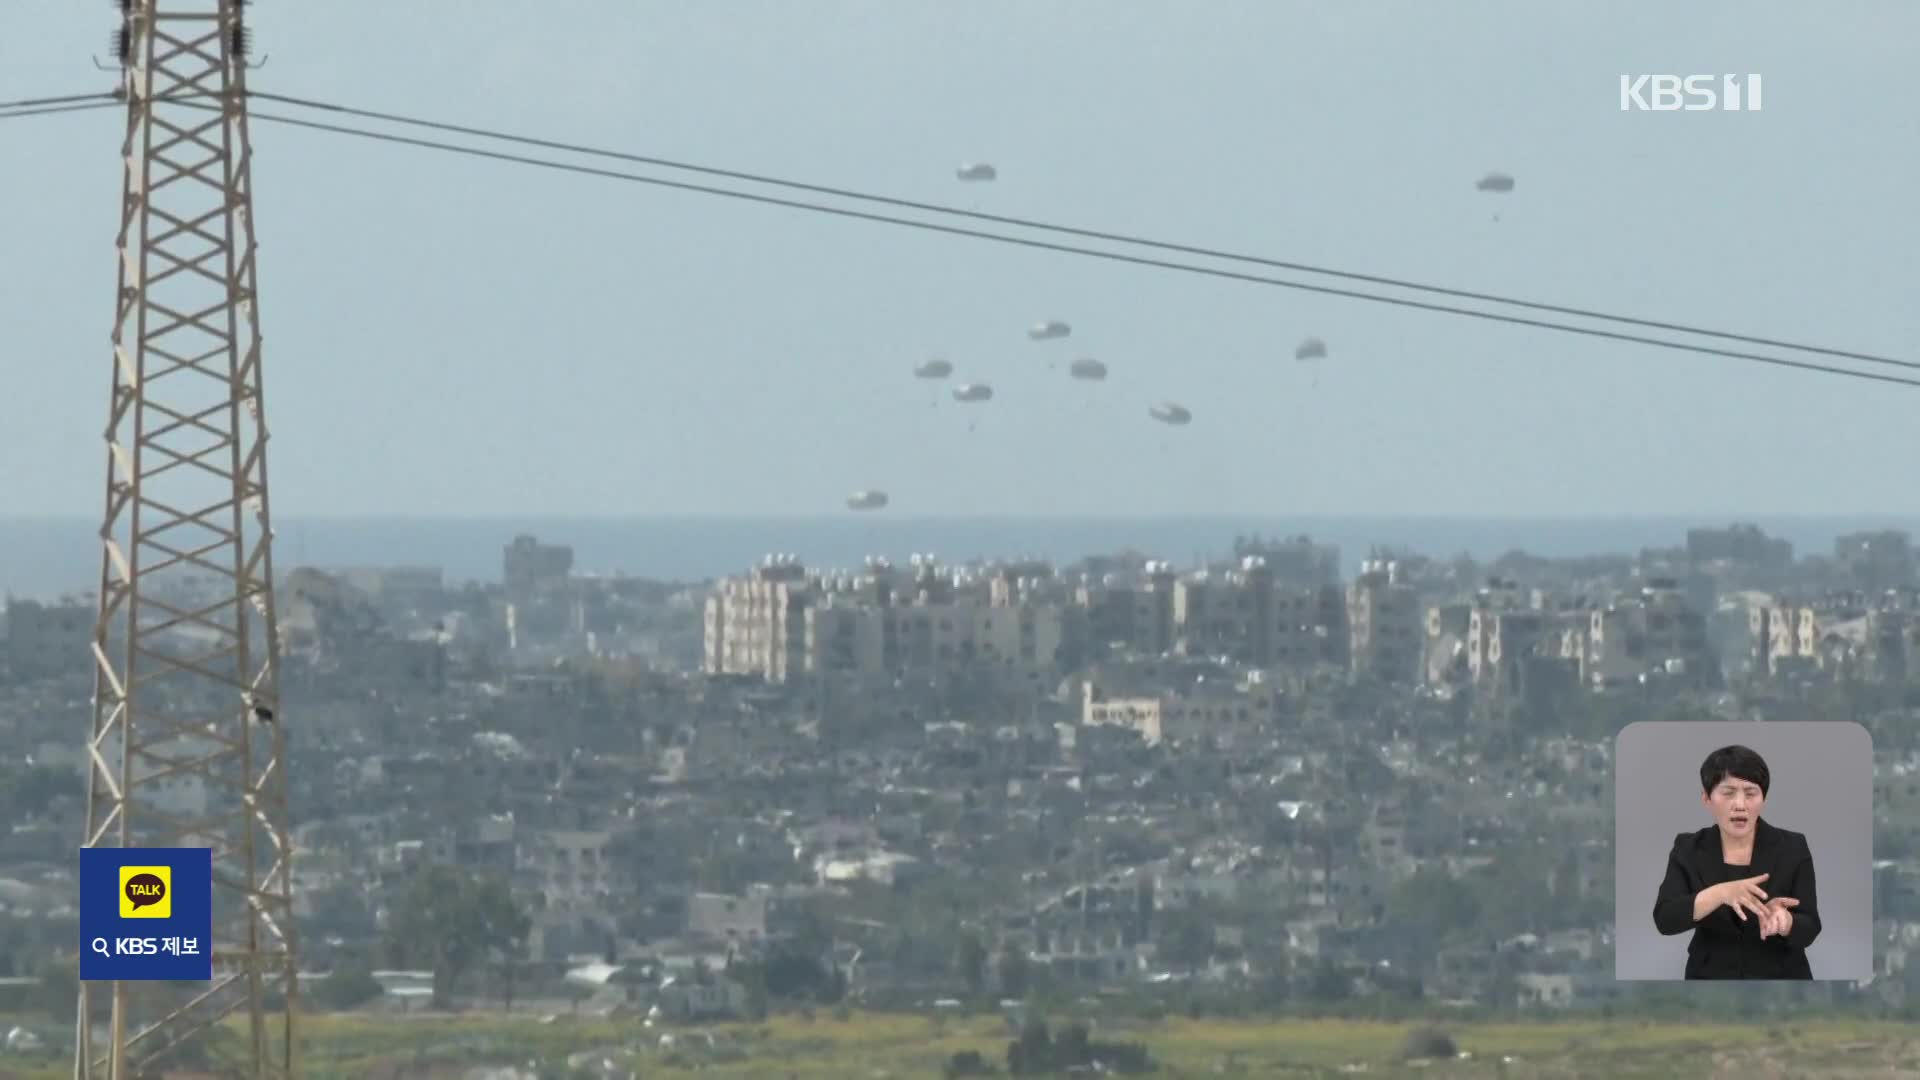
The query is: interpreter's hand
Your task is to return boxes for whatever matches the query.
[1714,873,1771,923]
[1758,897,1799,940]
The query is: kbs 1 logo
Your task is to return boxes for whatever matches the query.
[1619,74,1763,112]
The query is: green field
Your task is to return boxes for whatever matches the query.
[8,1010,1920,1078]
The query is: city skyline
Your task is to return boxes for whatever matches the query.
[4,512,1920,602]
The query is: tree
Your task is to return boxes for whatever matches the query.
[733,936,841,1004]
[38,957,82,1020]
[1154,908,1214,972]
[385,864,530,1009]
[1464,846,1557,935]
[309,956,384,1011]
[955,933,988,999]
[996,943,1031,1000]
[1401,1027,1457,1060]
[1007,1016,1052,1075]
[1305,959,1352,1002]
[1251,961,1292,1008]
[1056,1020,1091,1064]
[0,763,79,822]
[1383,868,1481,950]
[727,951,773,1020]
[1902,951,1920,1001]
[945,1049,992,1077]
[302,883,377,942]
[0,917,32,978]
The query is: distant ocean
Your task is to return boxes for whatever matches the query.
[2,515,1916,601]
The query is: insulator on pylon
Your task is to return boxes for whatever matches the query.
[231,25,251,58]
[111,28,132,64]
[114,0,133,12]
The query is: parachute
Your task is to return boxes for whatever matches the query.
[914,358,954,379]
[952,383,995,433]
[1149,402,1192,425]
[956,163,998,182]
[1027,321,1071,341]
[1068,357,1108,380]
[1476,172,1515,222]
[847,490,889,511]
[1295,337,1329,387]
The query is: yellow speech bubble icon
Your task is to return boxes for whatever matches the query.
[120,865,172,919]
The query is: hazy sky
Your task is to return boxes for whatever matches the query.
[4,1,1917,518]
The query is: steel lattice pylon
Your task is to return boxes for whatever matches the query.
[77,1,298,1077]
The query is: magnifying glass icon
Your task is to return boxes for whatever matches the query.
[90,938,110,957]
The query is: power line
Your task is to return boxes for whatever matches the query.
[0,99,120,120]
[29,88,1918,389]
[247,89,1918,377]
[0,90,115,109]
[0,89,228,122]
[211,103,1920,391]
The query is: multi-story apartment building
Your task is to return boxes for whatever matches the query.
[1572,579,1715,688]
[1348,559,1422,685]
[1174,557,1347,669]
[705,554,1065,684]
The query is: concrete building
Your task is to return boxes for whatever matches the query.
[706,554,1066,684]
[686,892,768,945]
[704,554,813,680]
[1467,608,1553,689]
[1229,534,1341,587]
[1575,579,1715,688]
[334,566,446,611]
[1464,579,1616,695]
[1081,686,1166,744]
[503,534,574,605]
[1686,523,1793,570]
[517,828,613,916]
[1836,531,1914,592]
[1754,591,1919,681]
[809,593,1064,685]
[1423,603,1473,688]
[1174,557,1347,669]
[278,568,445,688]
[1347,559,1422,685]
[1081,670,1281,747]
[1,597,93,681]
[1073,560,1179,656]
[1753,593,1869,677]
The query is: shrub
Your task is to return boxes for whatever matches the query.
[1400,1026,1457,1060]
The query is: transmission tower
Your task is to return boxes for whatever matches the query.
[77,1,298,1077]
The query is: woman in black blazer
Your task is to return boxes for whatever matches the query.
[1652,745,1821,979]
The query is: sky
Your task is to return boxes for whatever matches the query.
[3,1,1917,518]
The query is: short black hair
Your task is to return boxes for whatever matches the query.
[1700,745,1770,796]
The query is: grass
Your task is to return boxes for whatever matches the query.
[4,1009,1919,1078]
